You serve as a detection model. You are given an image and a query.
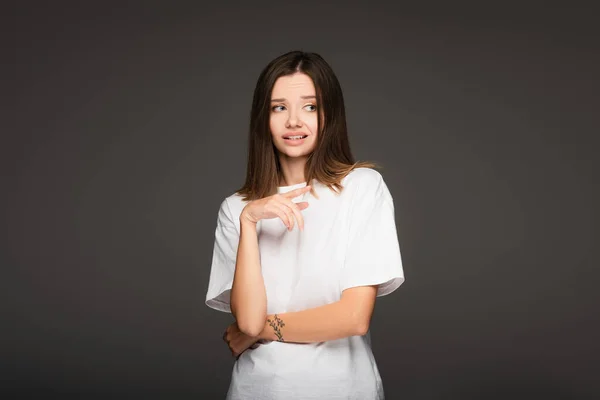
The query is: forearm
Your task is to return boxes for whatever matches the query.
[259,300,367,343]
[230,219,267,337]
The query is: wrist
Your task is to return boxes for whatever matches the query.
[239,212,257,229]
[259,315,278,341]
[258,315,271,340]
[262,314,285,342]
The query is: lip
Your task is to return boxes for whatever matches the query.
[282,133,308,146]
[282,132,309,139]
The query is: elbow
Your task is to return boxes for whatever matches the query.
[340,285,378,337]
[344,303,372,337]
[351,312,371,336]
[233,307,265,338]
[231,299,266,337]
[237,319,264,338]
[354,320,370,336]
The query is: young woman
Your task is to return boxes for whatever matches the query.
[206,50,405,400]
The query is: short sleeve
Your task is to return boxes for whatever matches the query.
[205,198,239,312]
[340,175,405,296]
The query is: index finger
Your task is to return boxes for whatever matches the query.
[282,185,312,198]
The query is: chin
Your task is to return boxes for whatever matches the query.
[275,143,313,157]
[281,150,310,159]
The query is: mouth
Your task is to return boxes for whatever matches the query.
[284,135,308,141]
[282,133,308,146]
[283,133,309,141]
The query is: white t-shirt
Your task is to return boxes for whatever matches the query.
[206,167,405,400]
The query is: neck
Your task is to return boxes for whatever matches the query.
[278,154,308,186]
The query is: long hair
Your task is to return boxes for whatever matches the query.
[236,50,380,201]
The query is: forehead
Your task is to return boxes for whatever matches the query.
[271,72,315,98]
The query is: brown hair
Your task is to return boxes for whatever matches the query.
[236,50,380,201]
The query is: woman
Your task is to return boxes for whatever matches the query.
[206,50,404,399]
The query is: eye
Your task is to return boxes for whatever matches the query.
[272,105,286,112]
[304,104,317,112]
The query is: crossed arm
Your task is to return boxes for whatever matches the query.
[224,285,378,358]
[228,211,379,356]
[258,285,378,343]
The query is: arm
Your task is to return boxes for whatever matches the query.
[229,186,312,338]
[230,218,267,337]
[258,285,378,343]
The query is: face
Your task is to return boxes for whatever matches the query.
[269,72,319,160]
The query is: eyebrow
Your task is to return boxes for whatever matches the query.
[270,95,317,102]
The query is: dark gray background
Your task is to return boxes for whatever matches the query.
[5,1,599,399]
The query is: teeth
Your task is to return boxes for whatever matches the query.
[286,136,305,139]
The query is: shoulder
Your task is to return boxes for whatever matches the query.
[342,167,394,207]
[342,167,385,192]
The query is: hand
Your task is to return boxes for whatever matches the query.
[223,321,262,359]
[240,186,311,231]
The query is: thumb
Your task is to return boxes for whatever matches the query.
[295,202,310,210]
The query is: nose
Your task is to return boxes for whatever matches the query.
[286,111,303,128]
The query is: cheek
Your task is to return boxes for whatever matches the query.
[270,113,284,132]
[308,114,319,134]
[269,115,278,136]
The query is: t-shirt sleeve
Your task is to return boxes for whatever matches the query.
[340,175,405,296]
[205,198,239,313]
